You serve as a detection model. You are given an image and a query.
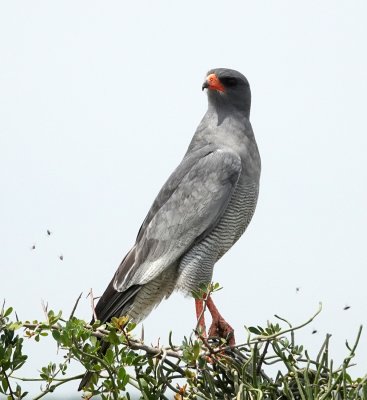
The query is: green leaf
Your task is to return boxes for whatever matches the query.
[48,385,56,392]
[106,329,120,345]
[126,321,136,332]
[1,377,8,392]
[51,330,61,341]
[7,322,22,331]
[118,366,126,379]
[104,347,114,365]
[192,341,200,360]
[3,307,13,318]
[248,326,261,335]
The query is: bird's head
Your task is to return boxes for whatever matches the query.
[202,68,251,116]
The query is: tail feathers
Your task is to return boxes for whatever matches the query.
[78,371,94,391]
[78,285,141,391]
[78,340,110,390]
[94,282,141,324]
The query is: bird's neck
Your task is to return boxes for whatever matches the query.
[207,103,250,125]
[208,101,250,121]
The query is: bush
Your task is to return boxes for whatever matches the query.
[0,295,366,400]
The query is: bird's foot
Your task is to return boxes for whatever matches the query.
[206,296,235,346]
[194,295,236,346]
[208,316,235,346]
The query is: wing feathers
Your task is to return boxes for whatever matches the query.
[114,148,242,291]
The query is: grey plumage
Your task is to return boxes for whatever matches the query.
[95,67,260,324]
[79,68,261,389]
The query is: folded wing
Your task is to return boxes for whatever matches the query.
[114,148,242,291]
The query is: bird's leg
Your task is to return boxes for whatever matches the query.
[206,296,235,346]
[195,298,207,337]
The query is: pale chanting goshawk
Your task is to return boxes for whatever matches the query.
[79,68,261,390]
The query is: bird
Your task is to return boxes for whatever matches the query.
[79,68,261,390]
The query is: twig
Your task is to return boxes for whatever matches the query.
[319,325,363,400]
[11,374,82,383]
[22,321,182,358]
[69,292,83,320]
[41,300,49,324]
[71,338,119,400]
[256,303,322,341]
[121,325,132,347]
[195,295,208,336]
[32,374,84,400]
[87,288,97,321]
[2,369,15,400]
[256,340,270,374]
[195,330,215,354]
[129,341,181,358]
[157,348,180,395]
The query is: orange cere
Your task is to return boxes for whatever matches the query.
[206,73,225,92]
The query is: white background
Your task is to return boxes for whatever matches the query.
[1,1,366,397]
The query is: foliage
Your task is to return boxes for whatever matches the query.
[0,291,366,400]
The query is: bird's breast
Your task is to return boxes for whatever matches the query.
[175,181,259,295]
[212,181,259,259]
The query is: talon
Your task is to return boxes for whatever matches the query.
[206,296,236,346]
[208,317,235,346]
[194,295,236,346]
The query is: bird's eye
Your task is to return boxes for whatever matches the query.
[220,77,238,87]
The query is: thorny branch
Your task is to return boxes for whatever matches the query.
[1,297,366,400]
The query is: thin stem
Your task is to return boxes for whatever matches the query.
[22,322,182,358]
[32,374,84,400]
[2,369,15,400]
[69,292,83,320]
[256,303,322,341]
[256,340,270,375]
[11,375,82,383]
[319,326,363,400]
[71,338,118,400]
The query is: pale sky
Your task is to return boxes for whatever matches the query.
[1,1,366,397]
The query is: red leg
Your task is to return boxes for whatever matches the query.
[206,296,235,346]
[195,298,207,336]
